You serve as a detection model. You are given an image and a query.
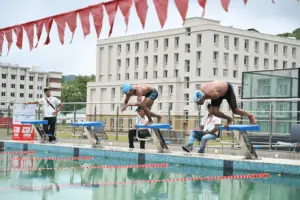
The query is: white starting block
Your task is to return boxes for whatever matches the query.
[71,121,106,148]
[219,125,260,159]
[135,124,171,153]
[20,120,49,143]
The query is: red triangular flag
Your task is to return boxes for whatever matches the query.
[13,25,23,49]
[153,0,169,28]
[91,4,104,39]
[104,1,119,37]
[119,0,132,32]
[4,29,13,55]
[244,0,248,4]
[272,0,275,3]
[174,0,189,23]
[78,8,91,38]
[0,31,4,56]
[221,0,230,12]
[134,0,148,29]
[65,11,77,43]
[54,15,67,45]
[35,20,44,48]
[198,0,207,17]
[24,23,35,51]
[44,18,53,45]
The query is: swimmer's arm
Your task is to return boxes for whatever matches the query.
[125,90,143,107]
[123,94,130,105]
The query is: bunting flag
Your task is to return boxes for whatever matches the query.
[0,0,297,55]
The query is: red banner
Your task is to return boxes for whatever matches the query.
[12,124,35,141]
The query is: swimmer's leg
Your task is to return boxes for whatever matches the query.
[141,98,162,123]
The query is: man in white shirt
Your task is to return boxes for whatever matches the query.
[128,106,151,149]
[25,87,63,142]
[182,103,222,153]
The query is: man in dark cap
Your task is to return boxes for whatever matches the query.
[25,87,63,142]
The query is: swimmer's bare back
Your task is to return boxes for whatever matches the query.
[132,84,153,96]
[201,81,228,99]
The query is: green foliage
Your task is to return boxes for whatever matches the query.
[61,75,95,112]
[277,28,300,40]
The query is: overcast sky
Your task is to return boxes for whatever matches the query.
[0,0,299,75]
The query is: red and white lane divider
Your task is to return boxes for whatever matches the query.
[0,151,35,155]
[0,163,169,172]
[15,156,93,161]
[0,173,270,191]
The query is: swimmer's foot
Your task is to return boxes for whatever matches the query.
[224,118,233,128]
[157,115,162,123]
[248,114,256,125]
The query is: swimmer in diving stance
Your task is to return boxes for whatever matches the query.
[121,83,162,125]
[192,81,256,127]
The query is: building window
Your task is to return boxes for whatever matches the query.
[185,44,190,53]
[126,43,130,52]
[264,43,269,53]
[292,47,296,57]
[234,37,239,48]
[184,77,189,88]
[154,55,158,65]
[274,60,278,69]
[234,54,238,64]
[174,53,179,63]
[38,77,43,81]
[134,72,138,79]
[213,51,219,62]
[184,94,189,105]
[144,72,148,79]
[2,83,6,88]
[254,41,259,52]
[168,85,173,95]
[111,104,115,111]
[164,54,168,64]
[29,85,33,89]
[20,75,25,80]
[2,74,6,79]
[197,51,201,61]
[29,94,33,98]
[238,86,241,96]
[213,68,218,76]
[224,53,228,63]
[135,42,139,52]
[144,41,149,51]
[154,39,159,49]
[110,118,115,130]
[126,58,130,67]
[158,85,163,94]
[292,62,296,68]
[233,70,238,78]
[163,70,168,78]
[117,59,121,68]
[254,57,259,67]
[1,92,5,96]
[257,79,270,95]
[135,57,139,67]
[185,27,191,36]
[224,36,229,48]
[283,46,288,55]
[158,103,162,110]
[244,56,249,66]
[185,60,190,72]
[175,37,179,48]
[283,61,287,69]
[125,73,129,80]
[11,75,16,79]
[213,34,219,45]
[196,68,201,77]
[153,71,157,79]
[117,74,121,80]
[274,44,278,55]
[197,34,202,45]
[164,38,169,49]
[20,84,24,89]
[11,84,15,88]
[244,39,249,51]
[223,69,228,77]
[144,56,148,66]
[117,44,121,54]
[196,84,201,90]
[264,58,269,68]
[29,76,34,81]
[174,69,178,77]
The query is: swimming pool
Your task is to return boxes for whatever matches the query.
[1,145,300,200]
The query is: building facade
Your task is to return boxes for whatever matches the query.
[87,17,300,132]
[0,63,62,108]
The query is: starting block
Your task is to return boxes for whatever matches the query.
[71,121,106,148]
[135,123,171,153]
[20,120,49,143]
[219,125,260,159]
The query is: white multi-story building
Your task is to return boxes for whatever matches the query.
[87,17,300,130]
[0,63,62,107]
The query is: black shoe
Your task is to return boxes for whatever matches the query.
[182,145,193,153]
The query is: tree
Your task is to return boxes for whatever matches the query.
[277,28,300,40]
[61,75,95,112]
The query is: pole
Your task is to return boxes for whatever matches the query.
[38,105,41,120]
[73,105,76,136]
[7,104,10,136]
[116,106,119,141]
[94,105,96,121]
[269,104,273,150]
[168,103,171,125]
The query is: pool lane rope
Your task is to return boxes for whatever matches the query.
[0,156,94,161]
[0,151,35,155]
[0,173,270,191]
[0,163,169,172]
